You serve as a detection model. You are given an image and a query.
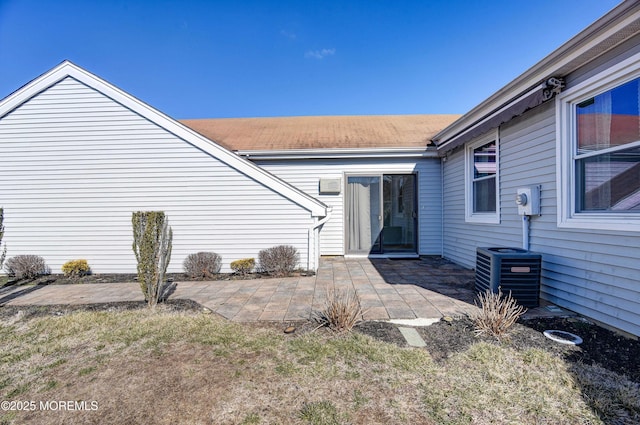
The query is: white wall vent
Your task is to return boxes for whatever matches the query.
[319,178,341,194]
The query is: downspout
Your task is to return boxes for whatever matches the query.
[308,207,333,272]
[441,156,445,257]
[522,216,530,251]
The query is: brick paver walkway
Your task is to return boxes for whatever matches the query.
[0,257,488,322]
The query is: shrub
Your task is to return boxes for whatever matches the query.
[0,207,6,270]
[473,287,527,339]
[230,258,255,276]
[315,286,363,333]
[258,245,299,277]
[183,252,222,279]
[61,259,91,278]
[132,211,173,308]
[4,255,50,280]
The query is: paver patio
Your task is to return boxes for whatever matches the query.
[0,256,566,322]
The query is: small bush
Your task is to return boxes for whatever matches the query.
[315,287,363,333]
[258,245,299,277]
[5,255,51,280]
[473,287,527,339]
[183,252,222,279]
[230,258,255,276]
[61,259,91,278]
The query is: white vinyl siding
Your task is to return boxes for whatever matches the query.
[0,77,315,273]
[443,100,640,337]
[254,158,442,256]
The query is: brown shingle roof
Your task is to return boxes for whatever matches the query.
[180,115,461,151]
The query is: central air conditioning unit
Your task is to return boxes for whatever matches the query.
[475,247,542,308]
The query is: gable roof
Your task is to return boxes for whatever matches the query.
[0,61,327,217]
[180,114,460,151]
[433,0,640,153]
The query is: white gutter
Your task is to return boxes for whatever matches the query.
[435,81,548,152]
[237,147,438,160]
[308,207,332,271]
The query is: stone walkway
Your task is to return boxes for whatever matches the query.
[0,257,565,322]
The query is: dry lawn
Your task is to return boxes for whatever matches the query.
[1,307,638,424]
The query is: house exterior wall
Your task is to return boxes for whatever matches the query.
[443,103,557,267]
[254,158,442,256]
[0,77,316,274]
[443,96,640,337]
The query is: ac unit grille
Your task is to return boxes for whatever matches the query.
[474,247,541,308]
[475,251,492,293]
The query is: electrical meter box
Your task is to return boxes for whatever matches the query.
[515,186,541,216]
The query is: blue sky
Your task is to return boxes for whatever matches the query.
[0,0,622,119]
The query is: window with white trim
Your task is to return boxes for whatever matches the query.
[465,132,499,223]
[557,52,640,231]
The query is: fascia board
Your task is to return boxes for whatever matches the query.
[434,1,640,151]
[0,61,327,217]
[237,147,439,160]
[0,60,74,116]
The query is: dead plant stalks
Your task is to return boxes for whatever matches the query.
[473,287,527,339]
[315,286,364,333]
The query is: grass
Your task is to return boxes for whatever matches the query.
[299,401,341,425]
[0,308,638,424]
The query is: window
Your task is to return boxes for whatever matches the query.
[557,52,640,231]
[465,132,499,223]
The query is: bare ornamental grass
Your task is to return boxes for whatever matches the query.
[1,308,638,424]
[473,287,527,339]
[315,287,364,333]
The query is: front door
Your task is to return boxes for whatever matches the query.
[345,174,417,254]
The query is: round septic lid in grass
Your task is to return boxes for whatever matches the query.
[543,330,583,345]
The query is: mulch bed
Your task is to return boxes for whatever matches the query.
[0,299,203,321]
[356,316,640,383]
[1,270,314,286]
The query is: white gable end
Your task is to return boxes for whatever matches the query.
[0,64,326,273]
[0,61,326,217]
